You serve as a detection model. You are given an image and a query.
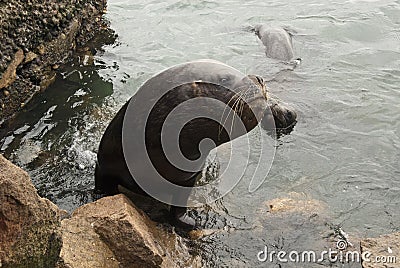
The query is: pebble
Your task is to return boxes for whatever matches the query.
[24,51,38,64]
[37,44,45,55]
[3,90,10,97]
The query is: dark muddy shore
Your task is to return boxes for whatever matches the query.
[0,0,109,123]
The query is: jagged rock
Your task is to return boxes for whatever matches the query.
[361,232,399,268]
[0,49,24,89]
[58,194,195,268]
[56,212,119,268]
[0,155,65,268]
[23,51,38,64]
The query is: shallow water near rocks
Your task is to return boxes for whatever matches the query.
[1,0,400,267]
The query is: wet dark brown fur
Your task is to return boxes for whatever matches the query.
[95,77,266,196]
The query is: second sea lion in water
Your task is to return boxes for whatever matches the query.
[254,24,294,61]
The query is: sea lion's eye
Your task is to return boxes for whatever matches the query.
[219,74,234,84]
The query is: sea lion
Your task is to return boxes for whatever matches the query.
[254,24,294,61]
[95,60,294,229]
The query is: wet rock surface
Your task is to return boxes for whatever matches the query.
[361,232,399,268]
[0,0,108,121]
[57,194,196,268]
[0,155,65,268]
[254,192,342,267]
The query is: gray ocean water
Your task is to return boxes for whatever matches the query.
[1,0,399,267]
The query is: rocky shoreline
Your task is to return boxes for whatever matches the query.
[0,0,107,123]
[0,1,399,267]
[0,155,197,268]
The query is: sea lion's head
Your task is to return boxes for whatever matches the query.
[234,73,297,136]
[217,73,269,135]
[253,24,264,38]
[214,73,297,137]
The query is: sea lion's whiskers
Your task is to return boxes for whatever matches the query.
[240,86,254,118]
[219,93,242,138]
[225,85,251,121]
[230,94,242,136]
[218,88,247,137]
[239,98,246,118]
[229,86,253,135]
[218,94,237,133]
[231,100,244,136]
[236,87,249,118]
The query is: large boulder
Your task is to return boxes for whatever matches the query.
[0,155,65,268]
[57,194,196,268]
